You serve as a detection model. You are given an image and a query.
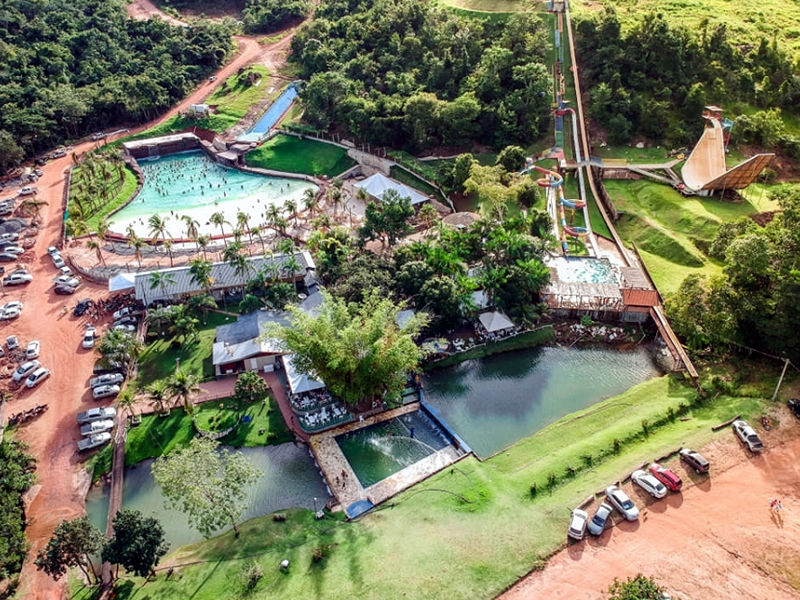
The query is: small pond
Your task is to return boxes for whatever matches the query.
[422,345,659,458]
[86,443,329,549]
[110,151,317,238]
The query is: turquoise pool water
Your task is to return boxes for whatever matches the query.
[86,443,330,549]
[110,151,317,238]
[422,346,659,458]
[553,257,619,284]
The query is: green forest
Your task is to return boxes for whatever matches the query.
[576,9,800,152]
[0,0,233,171]
[290,0,552,149]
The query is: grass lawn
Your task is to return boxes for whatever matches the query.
[136,311,235,391]
[572,0,800,53]
[90,395,292,479]
[68,162,139,232]
[85,365,791,600]
[245,134,355,177]
[206,65,275,121]
[604,179,782,294]
[439,0,531,11]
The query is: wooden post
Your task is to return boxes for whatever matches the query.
[771,358,791,402]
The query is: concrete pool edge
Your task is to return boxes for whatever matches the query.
[308,403,469,519]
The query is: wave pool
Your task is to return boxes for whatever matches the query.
[110,151,317,238]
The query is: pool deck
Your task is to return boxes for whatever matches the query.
[309,403,464,513]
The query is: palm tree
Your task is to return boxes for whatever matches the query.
[87,239,106,267]
[149,271,176,303]
[196,235,210,260]
[236,210,252,245]
[147,214,169,246]
[19,197,47,220]
[282,255,303,292]
[209,211,229,247]
[70,218,90,240]
[302,188,317,219]
[250,226,267,254]
[116,391,139,424]
[163,239,175,268]
[96,217,110,244]
[181,215,200,247]
[97,329,143,374]
[186,293,217,324]
[130,236,146,268]
[167,369,201,413]
[146,381,170,416]
[188,258,214,295]
[284,199,298,228]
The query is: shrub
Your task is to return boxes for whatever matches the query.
[240,560,263,592]
[272,513,286,522]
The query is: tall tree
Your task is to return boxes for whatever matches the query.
[101,509,169,580]
[151,437,260,538]
[270,291,428,406]
[234,370,269,404]
[35,517,104,586]
[167,369,201,413]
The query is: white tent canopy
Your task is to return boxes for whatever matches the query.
[281,354,325,395]
[478,310,514,333]
[108,272,136,292]
[354,172,429,206]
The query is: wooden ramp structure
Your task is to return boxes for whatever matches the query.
[682,115,773,194]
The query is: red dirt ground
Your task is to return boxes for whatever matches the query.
[500,418,800,600]
[13,7,301,598]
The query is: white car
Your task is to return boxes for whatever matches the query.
[77,406,116,424]
[89,372,125,388]
[52,149,67,158]
[3,272,32,286]
[46,246,59,256]
[51,253,65,269]
[79,419,114,437]
[12,360,41,383]
[605,485,640,521]
[6,335,19,350]
[53,275,79,287]
[82,327,96,349]
[113,324,136,333]
[59,265,74,277]
[732,420,764,453]
[92,384,121,400]
[0,306,21,320]
[18,187,36,196]
[0,233,19,242]
[567,508,588,540]
[77,432,111,452]
[25,366,50,389]
[631,470,668,499]
[2,246,24,256]
[3,300,23,311]
[25,340,40,359]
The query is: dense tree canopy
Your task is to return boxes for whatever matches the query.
[577,10,800,148]
[290,0,550,149]
[0,0,234,171]
[0,441,36,580]
[271,291,428,406]
[101,510,169,579]
[667,188,800,360]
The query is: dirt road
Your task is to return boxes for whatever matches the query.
[501,424,800,600]
[13,13,275,600]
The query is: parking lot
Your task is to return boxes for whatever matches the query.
[502,421,800,600]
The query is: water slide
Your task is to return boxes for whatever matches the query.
[529,164,588,253]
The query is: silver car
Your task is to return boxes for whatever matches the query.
[587,502,613,536]
[79,419,114,437]
[76,406,117,424]
[605,485,640,521]
[732,420,764,453]
[92,384,120,400]
[77,432,111,451]
[631,470,668,499]
[12,360,41,383]
[89,372,125,388]
[567,508,588,540]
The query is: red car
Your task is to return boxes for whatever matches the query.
[648,462,682,492]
